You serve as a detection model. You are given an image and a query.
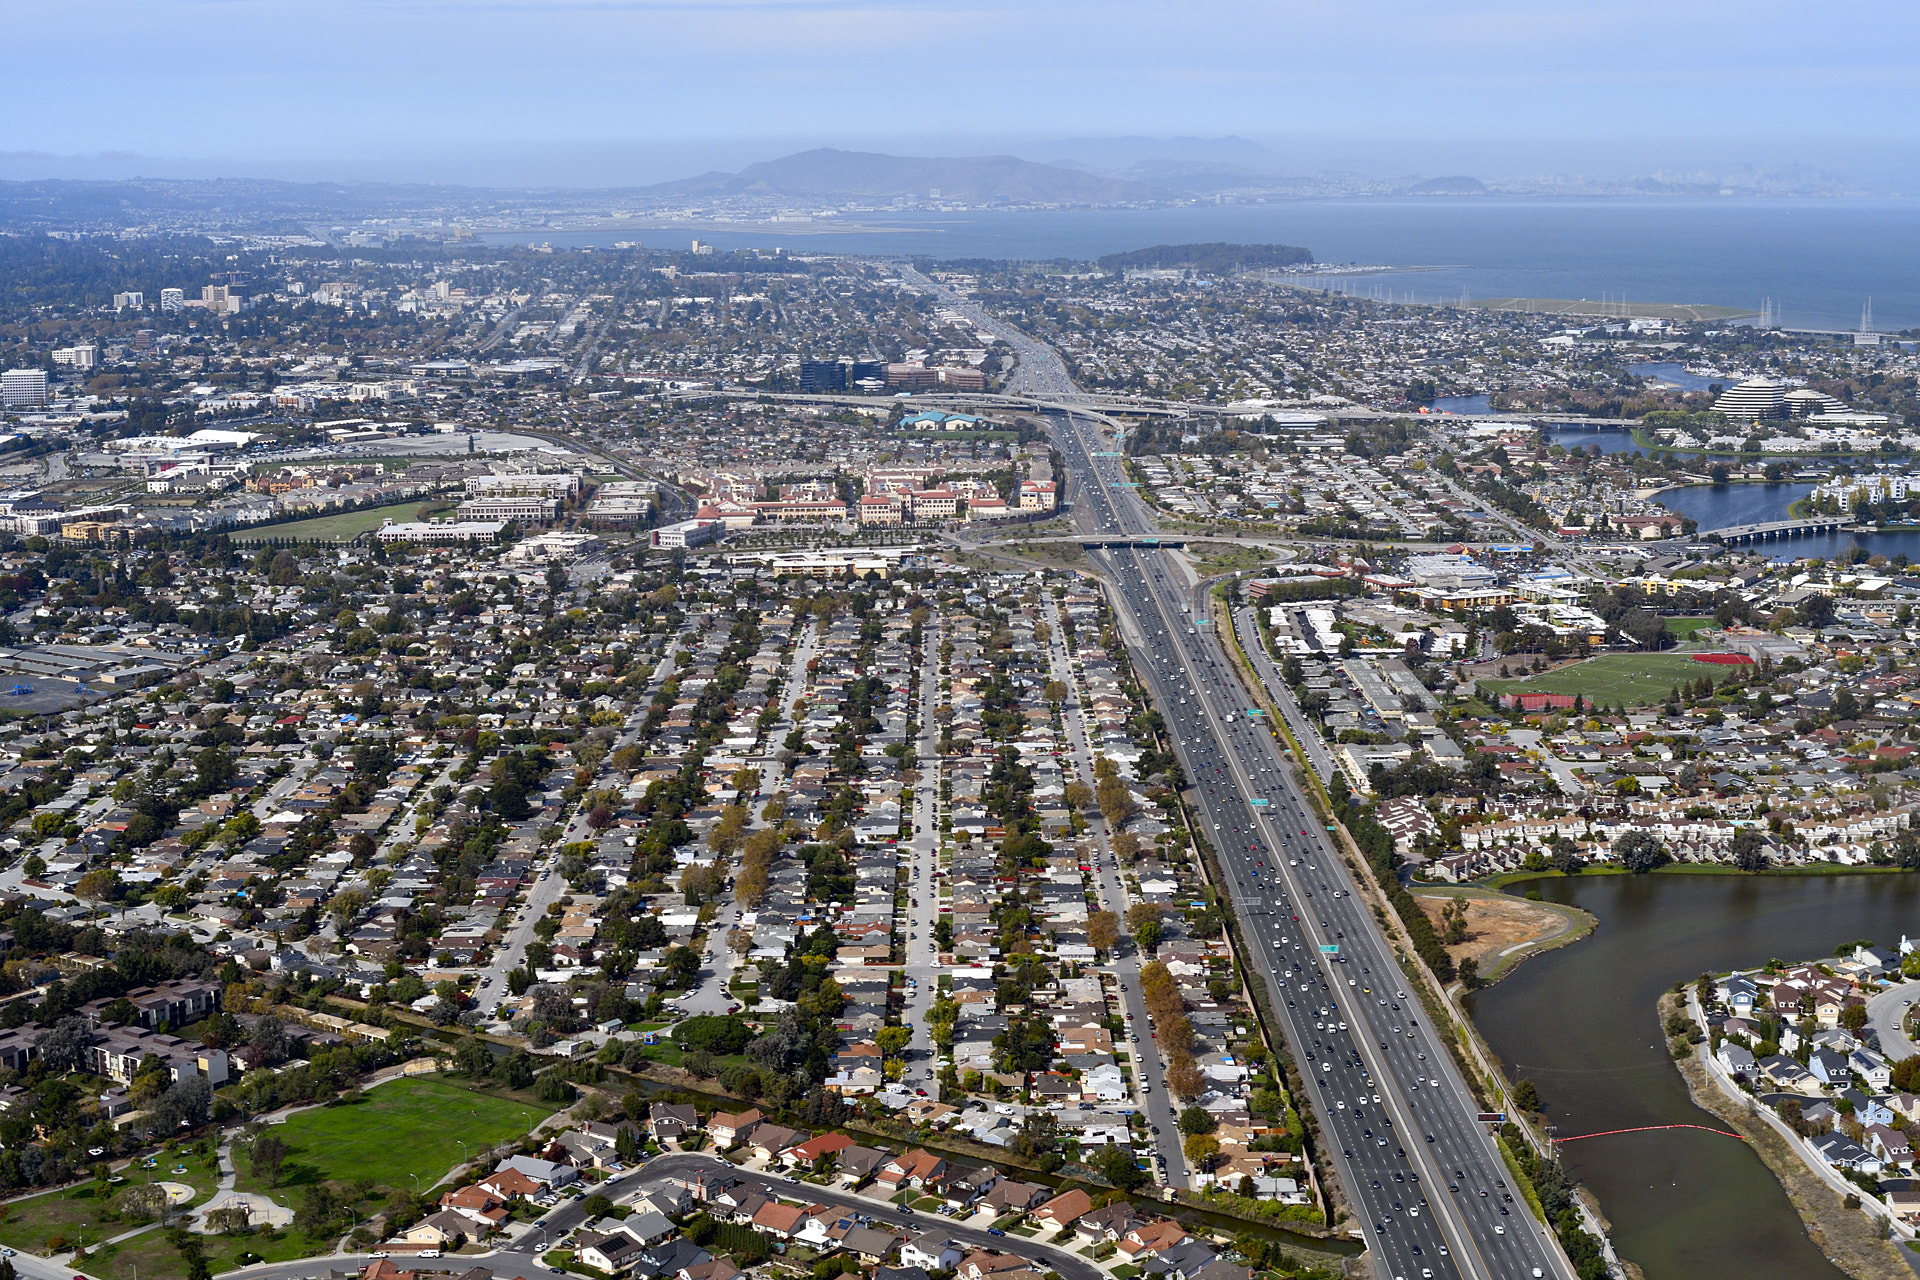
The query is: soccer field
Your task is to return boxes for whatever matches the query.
[1479,652,1733,707]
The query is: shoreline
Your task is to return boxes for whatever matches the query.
[1475,864,1920,893]
[1410,884,1597,987]
[1663,988,1916,1280]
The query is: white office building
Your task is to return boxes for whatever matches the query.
[1,370,47,410]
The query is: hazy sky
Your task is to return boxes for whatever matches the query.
[3,0,1912,184]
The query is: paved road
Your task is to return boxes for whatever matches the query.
[900,620,942,1077]
[486,1153,1108,1280]
[1230,605,1339,785]
[907,267,1573,1280]
[1037,592,1186,1184]
[1867,983,1920,1062]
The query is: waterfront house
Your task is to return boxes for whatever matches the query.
[1869,1124,1914,1168]
[1716,1043,1755,1077]
[1811,1131,1883,1175]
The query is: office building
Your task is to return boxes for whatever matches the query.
[1,369,47,410]
[799,360,847,392]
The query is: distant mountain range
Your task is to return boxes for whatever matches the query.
[638,147,1157,204]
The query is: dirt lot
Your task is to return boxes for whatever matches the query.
[1415,891,1581,979]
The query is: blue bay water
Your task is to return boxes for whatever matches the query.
[497,198,1920,332]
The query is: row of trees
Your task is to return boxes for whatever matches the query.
[1139,960,1206,1100]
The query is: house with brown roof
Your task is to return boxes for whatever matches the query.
[438,1185,509,1231]
[1074,1202,1140,1244]
[1117,1219,1193,1260]
[784,1131,855,1169]
[875,1148,947,1191]
[477,1168,543,1202]
[751,1202,807,1239]
[708,1108,764,1147]
[1031,1188,1092,1229]
[957,1251,1032,1280]
[982,1180,1048,1215]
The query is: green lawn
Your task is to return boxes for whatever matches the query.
[1479,651,1738,707]
[232,1077,536,1196]
[1662,616,1718,639]
[231,499,455,545]
[0,1148,220,1256]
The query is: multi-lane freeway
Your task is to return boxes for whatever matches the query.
[900,267,1571,1280]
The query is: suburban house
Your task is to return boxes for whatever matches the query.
[875,1149,947,1191]
[649,1103,700,1145]
[784,1132,855,1169]
[1031,1188,1092,1230]
[901,1233,963,1271]
[578,1232,648,1275]
[708,1108,764,1148]
[400,1210,474,1250]
[437,1185,509,1231]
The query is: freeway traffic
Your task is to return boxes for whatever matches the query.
[898,266,1571,1280]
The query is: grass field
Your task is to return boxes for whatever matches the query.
[1663,616,1718,639]
[1478,651,1733,706]
[0,1147,220,1256]
[231,499,454,545]
[232,1078,535,1196]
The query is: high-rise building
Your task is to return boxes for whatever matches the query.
[112,291,143,310]
[799,360,847,392]
[159,288,184,312]
[1711,378,1787,422]
[2,369,48,410]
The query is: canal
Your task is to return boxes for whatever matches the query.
[1470,872,1920,1280]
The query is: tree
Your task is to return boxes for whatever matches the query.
[876,1026,912,1060]
[663,945,701,984]
[1890,1055,1920,1095]
[1513,1078,1542,1112]
[250,1015,290,1067]
[1731,826,1768,872]
[1612,830,1670,874]
[34,1017,91,1073]
[1133,918,1163,953]
[1177,1106,1217,1136]
[73,869,119,906]
[1166,1058,1205,1100]
[1094,1146,1148,1191]
[250,1134,288,1186]
[1457,956,1481,989]
[1840,1003,1869,1036]
[1182,1133,1220,1167]
[1087,910,1120,955]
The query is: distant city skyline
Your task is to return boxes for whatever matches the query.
[2,0,1918,189]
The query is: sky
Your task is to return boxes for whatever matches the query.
[2,0,1916,186]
